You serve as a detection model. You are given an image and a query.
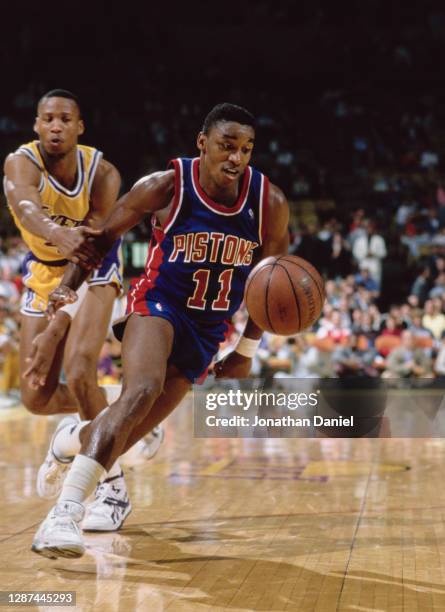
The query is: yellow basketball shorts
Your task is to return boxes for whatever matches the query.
[20,239,124,317]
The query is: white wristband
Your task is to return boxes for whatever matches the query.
[59,282,88,319]
[235,336,261,358]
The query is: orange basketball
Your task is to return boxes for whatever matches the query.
[244,255,325,335]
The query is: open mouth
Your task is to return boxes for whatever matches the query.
[223,167,239,179]
[50,138,62,145]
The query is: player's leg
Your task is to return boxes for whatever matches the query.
[80,314,174,467]
[82,364,189,532]
[63,283,132,532]
[123,364,190,451]
[20,314,79,415]
[32,314,174,558]
[63,284,117,420]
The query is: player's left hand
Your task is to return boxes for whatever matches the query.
[47,285,78,320]
[213,351,252,379]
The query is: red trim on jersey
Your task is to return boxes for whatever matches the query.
[261,176,270,244]
[191,158,251,214]
[145,240,164,291]
[127,277,150,316]
[163,159,182,230]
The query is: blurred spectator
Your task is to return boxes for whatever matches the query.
[434,336,445,376]
[422,299,445,340]
[429,273,445,299]
[316,309,350,345]
[352,220,387,287]
[332,334,379,378]
[410,266,431,305]
[396,197,417,228]
[355,267,379,296]
[0,300,20,406]
[327,232,353,279]
[382,330,432,378]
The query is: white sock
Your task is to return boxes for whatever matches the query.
[53,422,88,460]
[59,455,104,505]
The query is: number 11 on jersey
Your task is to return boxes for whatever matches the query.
[187,269,234,311]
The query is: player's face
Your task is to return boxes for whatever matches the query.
[34,97,84,157]
[197,121,255,187]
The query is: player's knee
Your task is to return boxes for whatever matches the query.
[121,378,163,420]
[21,389,53,415]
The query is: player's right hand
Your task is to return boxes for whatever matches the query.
[213,351,252,379]
[23,333,55,389]
[49,225,103,267]
[47,285,78,320]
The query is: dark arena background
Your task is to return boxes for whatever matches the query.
[2,2,445,610]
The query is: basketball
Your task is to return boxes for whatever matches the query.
[244,255,325,335]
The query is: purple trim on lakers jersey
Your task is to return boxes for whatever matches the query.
[17,147,44,171]
[47,149,85,197]
[87,149,103,195]
[191,158,252,215]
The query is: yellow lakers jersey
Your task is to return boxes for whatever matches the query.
[9,140,102,262]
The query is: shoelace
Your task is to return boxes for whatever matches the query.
[89,482,125,509]
[50,518,80,533]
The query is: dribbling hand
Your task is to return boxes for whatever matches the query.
[213,351,252,379]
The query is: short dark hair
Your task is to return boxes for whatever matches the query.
[202,103,255,134]
[38,89,81,117]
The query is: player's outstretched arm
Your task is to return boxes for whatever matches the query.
[84,158,121,228]
[49,171,175,306]
[214,183,290,378]
[3,154,101,266]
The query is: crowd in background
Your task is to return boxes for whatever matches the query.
[3,1,445,399]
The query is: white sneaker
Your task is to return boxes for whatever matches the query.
[120,425,165,468]
[141,425,164,460]
[36,416,78,499]
[31,501,85,559]
[82,473,132,532]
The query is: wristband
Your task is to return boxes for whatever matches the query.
[59,282,88,319]
[235,336,261,358]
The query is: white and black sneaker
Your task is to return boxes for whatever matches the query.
[82,472,132,532]
[36,416,77,499]
[120,425,165,468]
[31,500,85,559]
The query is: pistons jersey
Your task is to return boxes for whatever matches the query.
[127,157,269,323]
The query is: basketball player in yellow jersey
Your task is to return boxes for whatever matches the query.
[3,89,162,532]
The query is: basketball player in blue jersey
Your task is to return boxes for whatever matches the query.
[28,103,290,559]
[3,89,163,534]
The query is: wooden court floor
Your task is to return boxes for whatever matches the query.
[1,398,445,611]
